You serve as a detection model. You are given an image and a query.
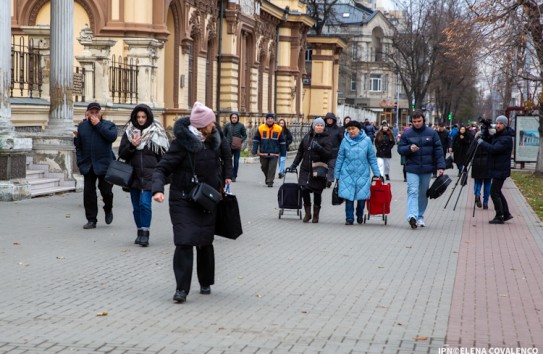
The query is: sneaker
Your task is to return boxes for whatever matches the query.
[483,204,489,210]
[173,290,187,303]
[83,221,96,229]
[357,217,363,224]
[345,220,354,225]
[417,219,425,227]
[409,216,418,229]
[385,175,390,181]
[503,214,514,221]
[200,286,211,295]
[232,177,236,182]
[267,183,273,188]
[489,216,504,224]
[475,196,482,208]
[105,211,113,225]
[278,173,285,179]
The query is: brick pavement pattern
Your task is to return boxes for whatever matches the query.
[1,154,542,353]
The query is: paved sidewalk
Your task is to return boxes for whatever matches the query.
[0,154,542,353]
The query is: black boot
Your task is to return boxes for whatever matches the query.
[135,229,143,244]
[385,174,390,181]
[303,204,312,223]
[139,230,149,247]
[312,206,321,223]
[489,216,504,224]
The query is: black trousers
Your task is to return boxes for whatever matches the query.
[173,244,215,294]
[302,187,322,207]
[490,178,510,218]
[83,168,113,222]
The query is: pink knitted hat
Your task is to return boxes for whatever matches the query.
[190,102,215,128]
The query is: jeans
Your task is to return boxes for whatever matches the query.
[130,189,153,229]
[279,156,287,174]
[231,149,241,179]
[345,200,365,222]
[83,168,113,222]
[406,172,432,221]
[473,178,492,206]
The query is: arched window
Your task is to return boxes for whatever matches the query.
[239,31,253,112]
[372,27,384,62]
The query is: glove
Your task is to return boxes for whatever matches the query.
[288,164,296,171]
[477,138,484,145]
[326,181,332,188]
[379,175,385,182]
[311,140,322,151]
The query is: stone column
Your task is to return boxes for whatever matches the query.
[47,0,74,135]
[125,38,164,107]
[0,0,32,201]
[75,32,117,106]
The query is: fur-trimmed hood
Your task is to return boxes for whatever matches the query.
[173,117,221,153]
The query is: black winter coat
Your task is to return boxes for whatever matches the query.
[374,130,395,158]
[75,119,117,175]
[478,127,514,180]
[118,133,162,190]
[152,118,233,246]
[292,131,332,191]
[452,132,472,165]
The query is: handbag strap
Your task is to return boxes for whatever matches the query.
[187,153,199,184]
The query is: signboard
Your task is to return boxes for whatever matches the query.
[73,72,84,96]
[514,115,540,163]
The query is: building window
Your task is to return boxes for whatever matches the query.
[351,73,357,91]
[352,44,359,61]
[188,42,194,107]
[305,48,312,62]
[370,74,382,92]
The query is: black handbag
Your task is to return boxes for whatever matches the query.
[445,154,454,169]
[427,174,452,199]
[332,180,344,205]
[188,153,221,212]
[215,185,243,239]
[105,159,133,188]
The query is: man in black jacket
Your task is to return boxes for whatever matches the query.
[477,115,515,224]
[75,102,118,229]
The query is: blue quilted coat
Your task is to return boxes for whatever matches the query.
[334,130,381,201]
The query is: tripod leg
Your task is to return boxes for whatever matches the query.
[472,198,476,217]
[444,175,462,209]
[453,184,465,211]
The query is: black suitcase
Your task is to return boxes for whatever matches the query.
[277,168,302,219]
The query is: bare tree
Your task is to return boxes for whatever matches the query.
[305,0,341,35]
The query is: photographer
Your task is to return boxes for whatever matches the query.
[476,115,515,224]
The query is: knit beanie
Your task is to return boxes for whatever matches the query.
[495,115,508,125]
[265,113,275,120]
[312,117,325,129]
[190,102,215,128]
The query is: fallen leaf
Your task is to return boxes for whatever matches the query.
[96,312,108,316]
[13,242,20,245]
[65,214,71,218]
[256,294,262,298]
[56,256,65,260]
[415,336,428,341]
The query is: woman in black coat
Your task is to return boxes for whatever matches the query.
[374,121,395,180]
[452,126,472,176]
[152,102,232,304]
[119,104,169,247]
[289,117,332,223]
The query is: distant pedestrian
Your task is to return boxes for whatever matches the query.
[374,121,395,180]
[364,119,376,143]
[397,109,445,229]
[452,126,471,176]
[224,112,247,182]
[334,120,381,225]
[476,115,515,224]
[252,113,286,187]
[435,122,451,177]
[324,112,344,187]
[278,119,293,178]
[152,102,233,304]
[289,117,332,223]
[75,102,117,230]
[471,119,493,209]
[118,104,169,247]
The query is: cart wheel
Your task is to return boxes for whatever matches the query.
[299,211,302,220]
[278,209,283,219]
[297,209,300,216]
[363,215,367,224]
[384,215,388,225]
[382,214,385,221]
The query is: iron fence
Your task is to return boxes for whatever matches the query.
[109,55,138,104]
[10,36,42,98]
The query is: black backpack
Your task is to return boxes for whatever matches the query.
[427,174,452,199]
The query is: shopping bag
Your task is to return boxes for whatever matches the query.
[215,185,243,239]
[105,159,133,188]
[332,180,344,205]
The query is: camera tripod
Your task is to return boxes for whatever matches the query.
[444,140,479,215]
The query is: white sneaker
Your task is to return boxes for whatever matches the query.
[417,219,426,227]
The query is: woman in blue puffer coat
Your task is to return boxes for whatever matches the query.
[334,120,381,225]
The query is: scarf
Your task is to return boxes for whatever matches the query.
[189,125,205,142]
[125,121,170,155]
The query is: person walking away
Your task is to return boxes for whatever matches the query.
[289,117,332,223]
[435,122,451,177]
[397,109,446,229]
[277,119,293,178]
[471,119,493,209]
[374,121,395,180]
[252,113,286,187]
[364,119,376,143]
[452,126,472,176]
[324,112,344,187]
[334,120,381,225]
[118,104,169,247]
[223,112,247,182]
[152,102,233,303]
[75,102,118,229]
[476,115,514,224]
